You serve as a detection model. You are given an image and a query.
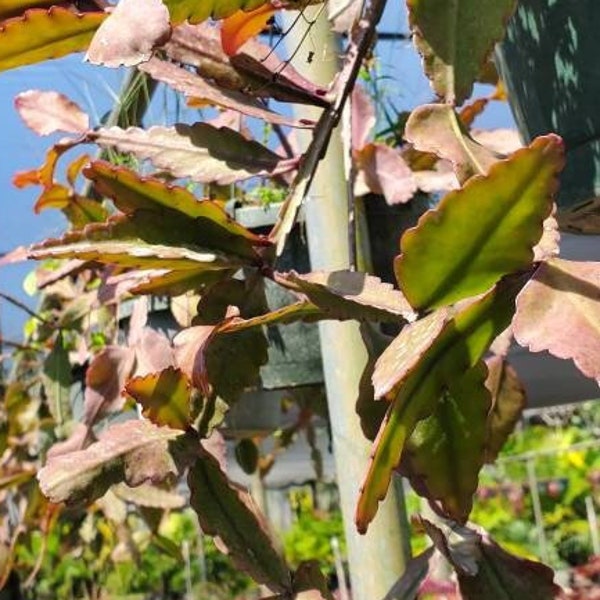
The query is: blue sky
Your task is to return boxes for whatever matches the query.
[0,2,514,343]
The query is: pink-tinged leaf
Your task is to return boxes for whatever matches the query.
[188,448,292,592]
[85,0,171,67]
[126,298,149,346]
[514,258,600,384]
[355,143,417,205]
[281,270,416,323]
[352,85,375,150]
[46,423,90,459]
[125,367,192,430]
[0,246,28,266]
[163,21,328,108]
[15,90,89,135]
[83,346,136,426]
[133,328,177,376]
[372,309,450,400]
[484,356,526,463]
[404,104,500,180]
[174,324,220,395]
[112,482,185,509]
[471,128,523,156]
[91,123,297,184]
[422,519,562,599]
[220,5,276,56]
[533,212,560,262]
[138,58,305,129]
[38,420,188,505]
[328,0,362,32]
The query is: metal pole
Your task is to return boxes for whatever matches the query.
[281,8,410,599]
[331,536,349,600]
[585,495,600,555]
[526,458,549,563]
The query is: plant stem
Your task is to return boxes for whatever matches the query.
[269,0,387,257]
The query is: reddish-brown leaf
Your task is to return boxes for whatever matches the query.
[83,346,136,426]
[422,519,562,599]
[85,0,171,67]
[15,90,89,135]
[513,258,600,384]
[138,57,306,129]
[484,356,526,463]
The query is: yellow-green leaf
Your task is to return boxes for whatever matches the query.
[400,362,491,523]
[0,7,105,72]
[407,0,517,104]
[395,134,564,311]
[356,277,522,533]
[125,367,192,430]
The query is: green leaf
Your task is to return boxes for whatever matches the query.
[281,270,416,323]
[38,420,190,506]
[125,367,192,430]
[164,0,267,23]
[513,258,600,383]
[235,438,259,474]
[400,362,491,523]
[41,331,72,425]
[206,329,269,404]
[28,216,245,274]
[0,1,55,20]
[0,8,105,72]
[356,278,522,533]
[85,160,268,261]
[91,123,297,185]
[395,134,564,311]
[188,448,292,592]
[483,356,526,463]
[407,0,517,104]
[164,0,322,24]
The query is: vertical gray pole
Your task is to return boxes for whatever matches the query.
[281,8,409,599]
[526,458,549,563]
[585,495,600,555]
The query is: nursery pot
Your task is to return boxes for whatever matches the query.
[496,0,600,212]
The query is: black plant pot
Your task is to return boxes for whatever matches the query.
[496,0,600,211]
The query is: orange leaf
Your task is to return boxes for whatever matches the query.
[220,5,275,56]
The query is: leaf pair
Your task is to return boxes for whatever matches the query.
[356,134,564,532]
